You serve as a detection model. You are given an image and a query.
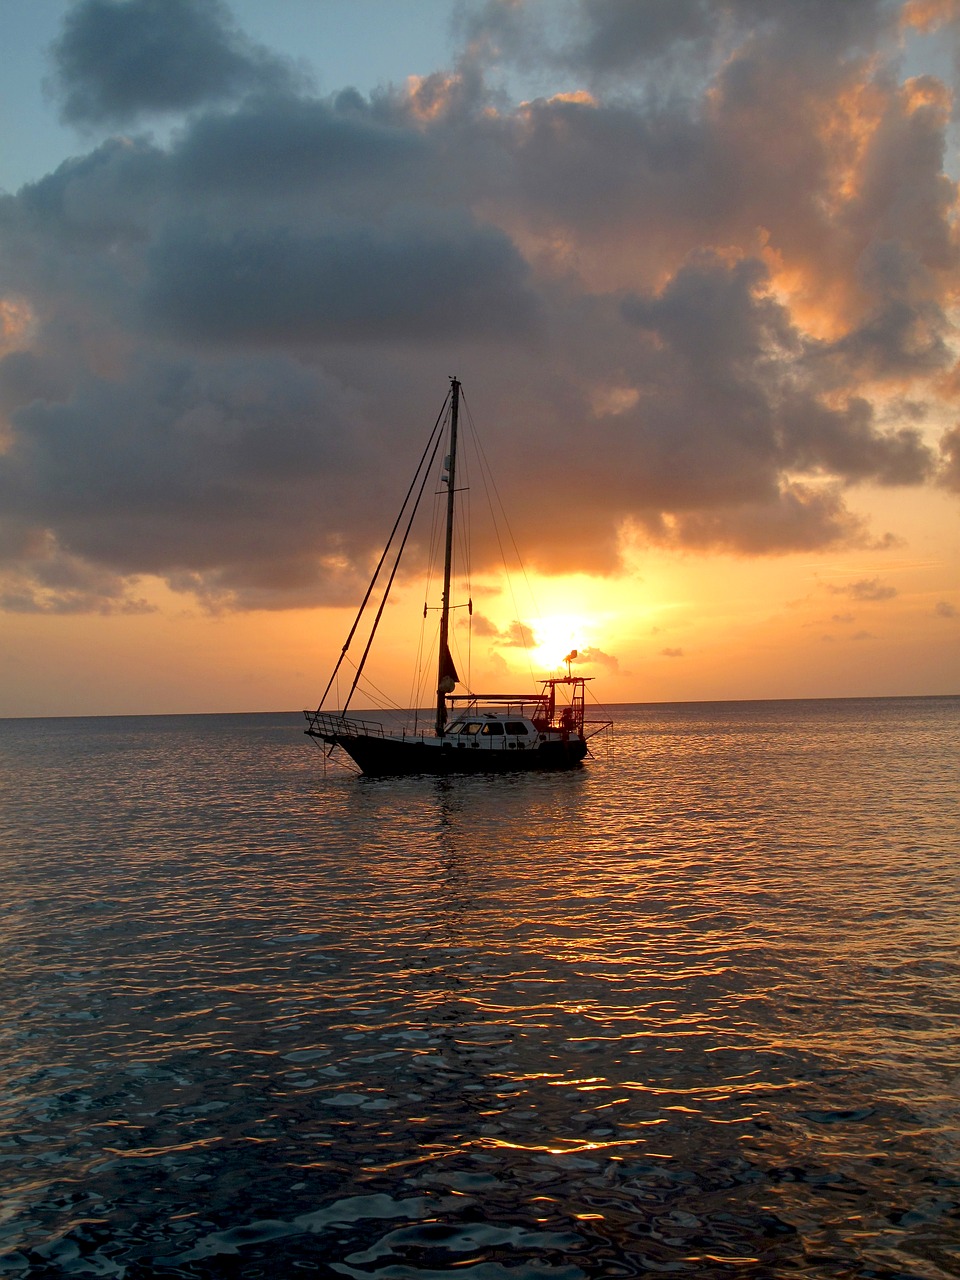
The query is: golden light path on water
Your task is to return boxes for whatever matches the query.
[0,698,957,1277]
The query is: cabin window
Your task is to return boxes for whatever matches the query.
[481,722,504,735]
[505,722,528,735]
[460,722,482,735]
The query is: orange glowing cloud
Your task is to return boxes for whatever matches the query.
[540,91,597,108]
[404,72,460,122]
[0,298,35,355]
[814,75,887,209]
[901,0,960,32]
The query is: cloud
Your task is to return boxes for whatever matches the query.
[500,621,537,649]
[145,215,539,345]
[661,647,684,658]
[0,0,956,613]
[828,577,898,601]
[467,612,501,639]
[572,0,891,78]
[0,531,156,614]
[563,0,727,75]
[620,253,934,493]
[939,426,960,492]
[935,600,956,618]
[575,646,620,672]
[463,0,888,84]
[629,483,872,556]
[171,92,426,193]
[0,353,379,608]
[463,615,540,649]
[51,0,298,125]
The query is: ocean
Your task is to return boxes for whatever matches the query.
[1,697,958,1278]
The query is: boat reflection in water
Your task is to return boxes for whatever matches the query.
[305,377,611,775]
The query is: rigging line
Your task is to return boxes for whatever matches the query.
[409,622,438,733]
[584,683,615,730]
[410,579,440,727]
[466,410,539,684]
[468,402,539,610]
[415,629,441,714]
[352,670,405,713]
[458,391,475,586]
[409,609,428,722]
[343,415,448,716]
[315,393,450,712]
[409,437,448,728]
[454,448,472,596]
[335,652,405,712]
[458,399,476,687]
[446,427,473,692]
[460,432,473,688]
[421,447,447,623]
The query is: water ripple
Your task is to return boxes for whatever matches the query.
[0,700,958,1276]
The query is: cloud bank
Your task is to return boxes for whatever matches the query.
[1,0,958,612]
[52,0,299,123]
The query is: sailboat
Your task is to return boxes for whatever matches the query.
[304,377,611,776]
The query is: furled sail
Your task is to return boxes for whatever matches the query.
[438,642,458,695]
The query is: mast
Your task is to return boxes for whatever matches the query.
[436,376,460,735]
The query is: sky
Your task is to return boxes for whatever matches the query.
[1,0,958,717]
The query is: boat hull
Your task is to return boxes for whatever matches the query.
[307,730,588,777]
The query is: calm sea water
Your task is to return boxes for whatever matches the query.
[1,698,958,1279]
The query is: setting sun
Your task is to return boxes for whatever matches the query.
[528,614,592,671]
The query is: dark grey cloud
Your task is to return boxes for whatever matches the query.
[464,0,888,84]
[10,138,165,251]
[0,0,954,613]
[617,252,934,504]
[171,93,426,194]
[0,547,156,615]
[572,0,721,73]
[144,215,539,344]
[832,250,953,379]
[52,0,298,125]
[0,354,378,609]
[461,0,716,82]
[635,483,870,557]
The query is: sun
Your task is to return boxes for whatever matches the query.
[528,614,591,671]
